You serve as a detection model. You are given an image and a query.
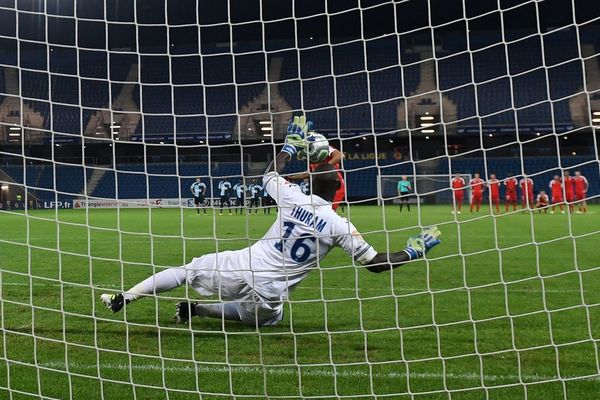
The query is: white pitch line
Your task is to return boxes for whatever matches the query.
[298,286,586,294]
[34,361,600,384]
[0,282,586,294]
[1,282,122,288]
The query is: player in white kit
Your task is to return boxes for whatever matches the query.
[101,117,442,326]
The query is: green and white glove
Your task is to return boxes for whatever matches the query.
[282,116,313,156]
[296,149,307,160]
[287,115,313,138]
[404,226,442,260]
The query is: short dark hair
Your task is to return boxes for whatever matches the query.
[312,163,339,183]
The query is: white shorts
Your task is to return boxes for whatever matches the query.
[183,251,284,326]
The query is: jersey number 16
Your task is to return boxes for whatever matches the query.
[274,222,316,263]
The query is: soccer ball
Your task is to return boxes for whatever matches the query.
[305,133,329,163]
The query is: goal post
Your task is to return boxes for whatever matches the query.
[377,174,472,206]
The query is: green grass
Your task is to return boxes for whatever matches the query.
[0,204,599,399]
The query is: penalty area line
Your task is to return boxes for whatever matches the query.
[35,361,600,383]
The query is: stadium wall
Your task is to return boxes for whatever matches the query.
[1,155,596,204]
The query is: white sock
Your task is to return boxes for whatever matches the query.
[193,303,242,321]
[123,267,187,302]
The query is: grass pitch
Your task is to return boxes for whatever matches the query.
[0,204,599,399]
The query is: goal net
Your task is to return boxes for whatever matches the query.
[0,0,600,399]
[378,174,472,205]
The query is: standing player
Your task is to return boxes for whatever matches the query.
[469,173,486,213]
[218,179,232,215]
[291,145,346,212]
[535,190,549,213]
[519,175,534,210]
[100,122,442,327]
[549,175,565,214]
[563,170,575,213]
[573,171,589,213]
[233,179,247,215]
[262,185,273,214]
[397,176,412,212]
[190,177,207,215]
[488,174,501,213]
[504,174,519,212]
[248,181,262,214]
[451,174,466,214]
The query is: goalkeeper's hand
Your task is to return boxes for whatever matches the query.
[403,226,441,260]
[282,116,314,156]
[291,132,321,161]
[287,115,313,137]
[296,149,307,161]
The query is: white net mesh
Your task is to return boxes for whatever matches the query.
[0,0,599,398]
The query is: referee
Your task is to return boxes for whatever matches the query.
[397,176,413,212]
[190,177,207,215]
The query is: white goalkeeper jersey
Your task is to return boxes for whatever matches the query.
[227,171,377,300]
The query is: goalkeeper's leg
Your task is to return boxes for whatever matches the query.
[190,301,283,327]
[100,267,188,312]
[174,278,284,326]
[124,268,187,301]
[174,302,242,324]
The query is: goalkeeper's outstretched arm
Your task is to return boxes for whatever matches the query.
[264,115,312,176]
[265,150,292,176]
[363,226,442,273]
[365,251,412,273]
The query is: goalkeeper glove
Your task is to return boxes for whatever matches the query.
[296,149,307,161]
[282,116,314,156]
[403,226,442,260]
[287,115,313,137]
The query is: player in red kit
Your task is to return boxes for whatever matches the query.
[573,171,589,213]
[451,174,466,214]
[563,170,575,213]
[488,174,501,213]
[519,176,534,209]
[549,175,564,214]
[504,175,518,212]
[469,173,486,212]
[291,145,346,212]
[535,191,549,213]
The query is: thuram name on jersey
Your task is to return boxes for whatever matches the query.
[290,206,328,233]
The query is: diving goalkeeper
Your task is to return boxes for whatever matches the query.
[101,117,442,327]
